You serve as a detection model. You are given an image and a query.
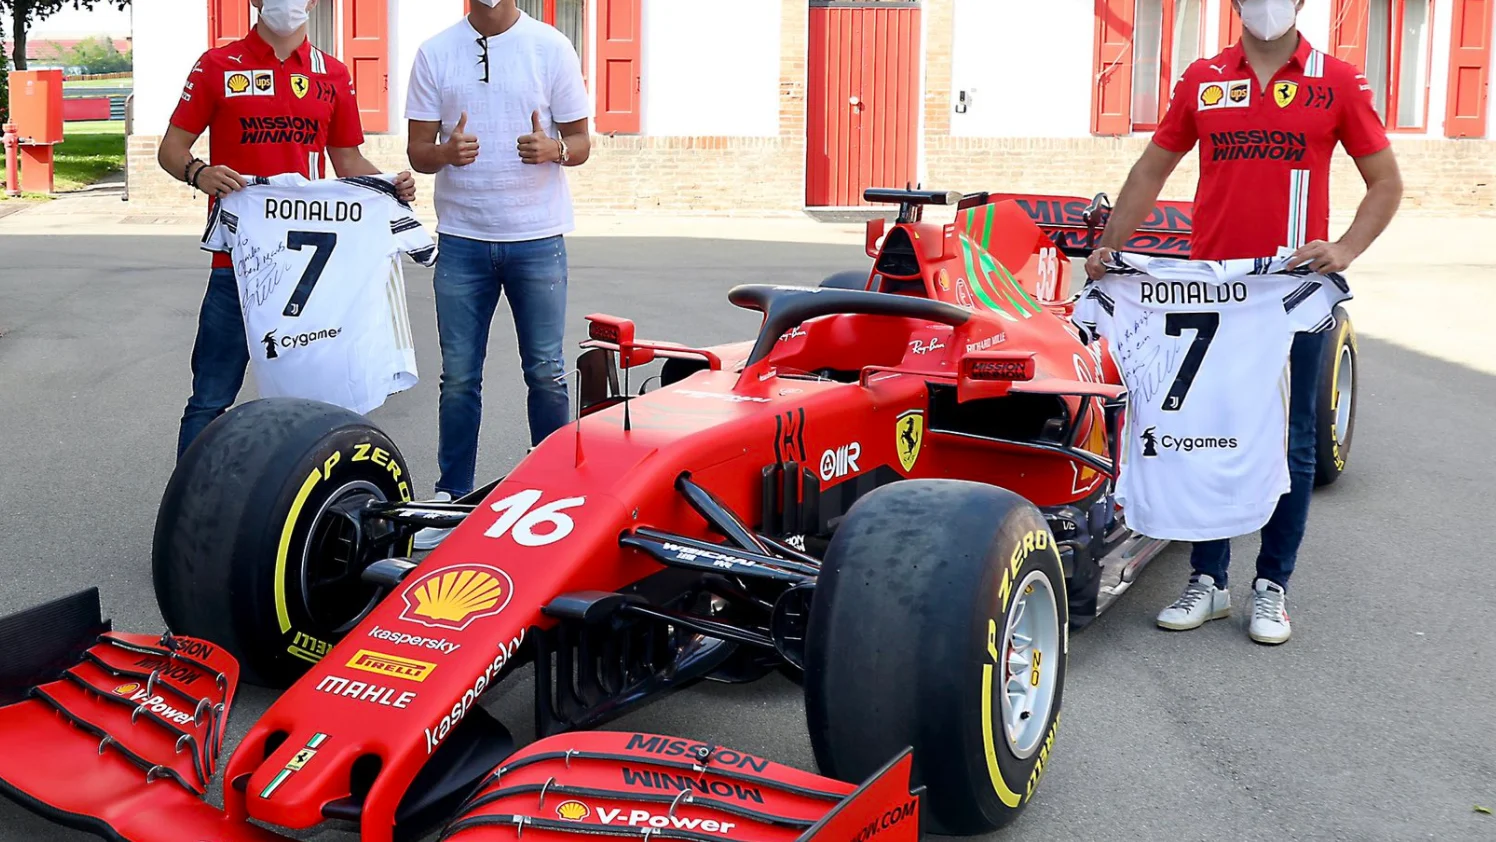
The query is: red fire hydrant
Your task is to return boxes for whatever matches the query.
[3,123,20,198]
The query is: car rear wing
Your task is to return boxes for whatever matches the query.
[976,192,1195,259]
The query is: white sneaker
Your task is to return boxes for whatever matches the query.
[412,491,455,552]
[1248,578,1292,645]
[1156,573,1231,630]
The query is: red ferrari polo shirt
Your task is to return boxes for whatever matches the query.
[169,29,365,268]
[1152,35,1389,261]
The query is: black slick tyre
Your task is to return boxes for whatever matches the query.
[804,479,1068,835]
[1314,306,1357,487]
[152,397,415,688]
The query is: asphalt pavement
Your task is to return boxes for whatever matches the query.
[0,235,1491,842]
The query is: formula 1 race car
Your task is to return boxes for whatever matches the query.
[0,187,1357,842]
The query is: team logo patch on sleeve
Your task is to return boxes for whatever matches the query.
[291,74,310,99]
[252,70,276,96]
[225,71,252,97]
[1273,80,1299,108]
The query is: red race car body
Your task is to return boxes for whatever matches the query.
[0,188,1205,842]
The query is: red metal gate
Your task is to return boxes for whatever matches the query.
[806,1,922,208]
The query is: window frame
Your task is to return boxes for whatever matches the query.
[1118,0,1207,132]
[1379,0,1436,132]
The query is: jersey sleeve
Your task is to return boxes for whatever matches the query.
[1072,282,1118,340]
[1151,73,1199,153]
[1336,68,1391,158]
[548,39,592,123]
[200,196,241,255]
[328,64,367,149]
[169,52,218,136]
[1282,273,1353,333]
[404,48,443,123]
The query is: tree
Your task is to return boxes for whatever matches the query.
[43,34,132,73]
[2,1,130,73]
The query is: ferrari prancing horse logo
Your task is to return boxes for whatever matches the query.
[291,74,310,99]
[1274,80,1300,108]
[896,410,924,473]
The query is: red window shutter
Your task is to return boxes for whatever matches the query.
[1330,0,1369,71]
[344,0,390,133]
[1218,0,1242,50]
[1446,0,1494,137]
[207,0,251,49]
[1092,0,1136,135]
[594,0,642,134]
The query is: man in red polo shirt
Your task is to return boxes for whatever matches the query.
[155,0,417,459]
[1084,0,1402,644]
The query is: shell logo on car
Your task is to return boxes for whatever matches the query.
[399,564,514,631]
[112,683,140,696]
[556,801,590,821]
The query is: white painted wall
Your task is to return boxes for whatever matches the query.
[640,0,779,136]
[392,0,466,128]
[949,0,1093,138]
[132,0,208,136]
[1297,1,1332,50]
[1421,0,1453,137]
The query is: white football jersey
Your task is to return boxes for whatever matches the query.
[1072,252,1352,541]
[202,173,437,415]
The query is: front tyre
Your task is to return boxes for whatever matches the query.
[152,398,415,688]
[804,479,1067,835]
[1314,306,1357,487]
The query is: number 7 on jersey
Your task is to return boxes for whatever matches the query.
[1162,312,1220,411]
[283,231,338,317]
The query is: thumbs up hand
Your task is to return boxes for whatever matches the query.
[517,109,562,165]
[443,111,480,168]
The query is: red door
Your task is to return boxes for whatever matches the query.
[1446,0,1494,137]
[806,1,921,208]
[343,0,390,133]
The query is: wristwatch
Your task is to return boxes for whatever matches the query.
[557,137,570,164]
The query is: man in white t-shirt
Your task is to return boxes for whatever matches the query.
[404,0,592,549]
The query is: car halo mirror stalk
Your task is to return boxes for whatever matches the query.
[584,314,656,369]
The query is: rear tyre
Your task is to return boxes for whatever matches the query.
[1314,306,1357,487]
[152,398,415,688]
[805,479,1067,835]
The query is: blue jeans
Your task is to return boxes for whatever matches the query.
[432,233,570,497]
[177,267,249,459]
[1190,329,1328,591]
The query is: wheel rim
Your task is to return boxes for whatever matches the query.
[1000,570,1061,760]
[1334,344,1354,440]
[300,480,388,635]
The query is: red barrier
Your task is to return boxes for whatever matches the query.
[63,97,111,121]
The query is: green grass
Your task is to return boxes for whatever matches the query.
[64,76,132,89]
[53,120,125,191]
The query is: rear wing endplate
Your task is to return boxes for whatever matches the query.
[982,192,1195,259]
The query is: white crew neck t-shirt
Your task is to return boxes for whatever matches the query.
[405,12,592,243]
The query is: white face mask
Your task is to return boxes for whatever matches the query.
[258,0,311,37]
[1238,0,1298,41]
[473,0,502,6]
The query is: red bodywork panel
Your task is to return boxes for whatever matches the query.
[0,186,1156,842]
[441,731,919,842]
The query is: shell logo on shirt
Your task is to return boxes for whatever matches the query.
[225,71,252,97]
[1200,84,1224,107]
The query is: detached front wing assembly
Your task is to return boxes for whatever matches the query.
[437,731,923,842]
[0,589,283,842]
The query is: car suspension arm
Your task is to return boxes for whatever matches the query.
[622,529,816,582]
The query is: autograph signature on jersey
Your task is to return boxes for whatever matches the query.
[1117,313,1183,406]
[237,239,290,310]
